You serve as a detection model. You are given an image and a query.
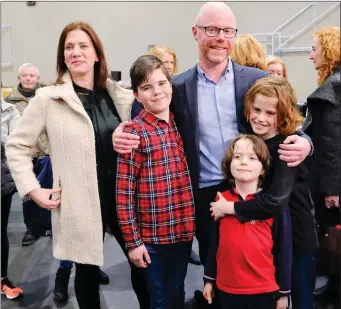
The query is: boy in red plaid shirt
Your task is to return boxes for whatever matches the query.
[116,55,195,309]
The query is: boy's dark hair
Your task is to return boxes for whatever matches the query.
[222,134,271,187]
[130,55,172,92]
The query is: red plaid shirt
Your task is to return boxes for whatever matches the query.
[116,110,195,249]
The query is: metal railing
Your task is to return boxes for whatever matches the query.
[250,2,340,55]
[280,2,339,48]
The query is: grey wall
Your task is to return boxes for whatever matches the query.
[1,1,340,101]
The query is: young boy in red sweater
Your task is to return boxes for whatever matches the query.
[203,134,291,309]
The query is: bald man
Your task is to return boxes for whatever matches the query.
[114,2,312,306]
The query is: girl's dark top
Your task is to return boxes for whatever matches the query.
[73,83,121,227]
[262,135,317,252]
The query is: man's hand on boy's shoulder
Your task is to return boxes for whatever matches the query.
[278,134,311,167]
[112,121,140,154]
[128,244,151,268]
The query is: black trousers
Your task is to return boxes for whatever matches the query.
[74,194,149,309]
[1,195,12,278]
[75,263,100,309]
[218,289,280,309]
[108,208,150,309]
[195,181,229,266]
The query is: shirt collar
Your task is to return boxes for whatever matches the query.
[230,187,258,200]
[196,57,232,83]
[139,109,174,127]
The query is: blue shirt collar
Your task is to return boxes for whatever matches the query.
[196,57,233,83]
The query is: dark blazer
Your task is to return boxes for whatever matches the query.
[132,61,267,193]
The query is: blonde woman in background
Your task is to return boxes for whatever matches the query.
[119,46,178,89]
[231,34,267,71]
[266,56,288,78]
[265,56,309,115]
[148,45,178,75]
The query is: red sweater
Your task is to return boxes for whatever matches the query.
[216,190,278,294]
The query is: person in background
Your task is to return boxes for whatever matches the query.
[5,63,49,246]
[1,102,20,143]
[1,81,22,300]
[265,56,307,118]
[1,142,23,300]
[5,63,43,115]
[266,56,287,78]
[5,21,148,309]
[1,81,20,144]
[148,45,178,75]
[231,34,267,71]
[304,26,340,305]
[119,46,179,90]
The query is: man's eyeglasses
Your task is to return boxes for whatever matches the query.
[196,26,238,38]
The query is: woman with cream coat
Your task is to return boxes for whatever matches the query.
[6,21,148,309]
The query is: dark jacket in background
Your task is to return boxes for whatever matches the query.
[303,66,341,226]
[1,143,17,198]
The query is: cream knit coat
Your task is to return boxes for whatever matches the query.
[6,72,134,266]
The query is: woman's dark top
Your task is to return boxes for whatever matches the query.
[73,83,121,227]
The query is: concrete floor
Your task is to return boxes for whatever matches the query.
[2,193,204,309]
